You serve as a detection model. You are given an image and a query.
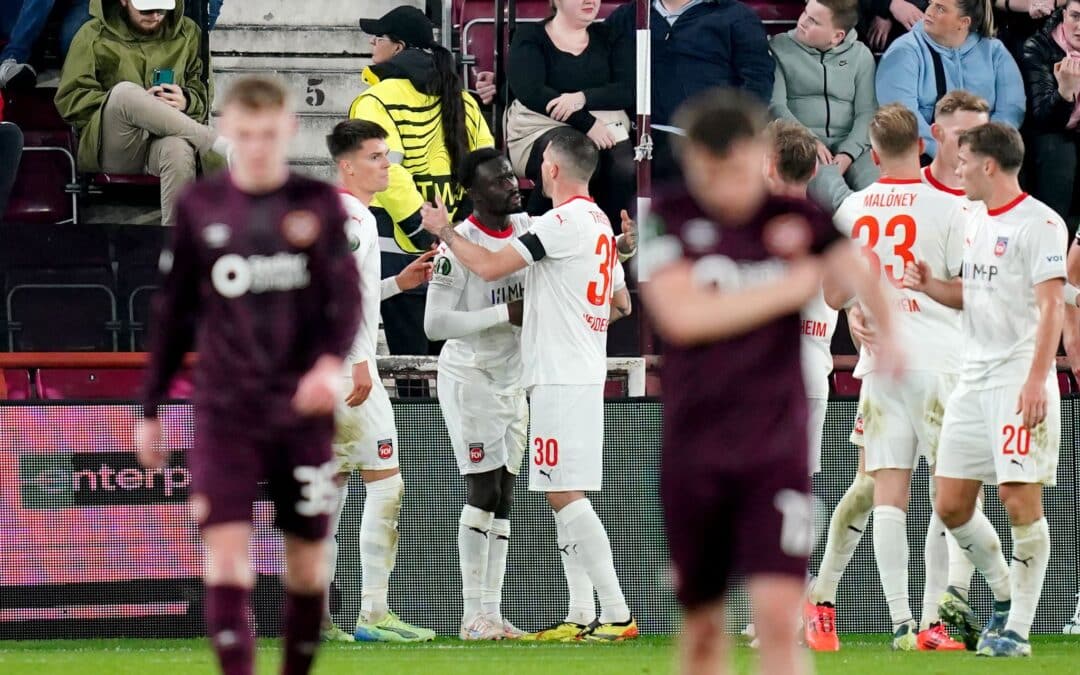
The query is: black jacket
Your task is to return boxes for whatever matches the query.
[1021,10,1075,134]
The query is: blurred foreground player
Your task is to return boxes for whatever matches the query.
[325,119,436,643]
[138,76,361,675]
[640,89,903,675]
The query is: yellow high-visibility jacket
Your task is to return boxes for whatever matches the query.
[350,50,494,254]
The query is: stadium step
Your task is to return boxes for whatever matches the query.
[213,67,362,117]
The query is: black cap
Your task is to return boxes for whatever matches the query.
[359,6,435,48]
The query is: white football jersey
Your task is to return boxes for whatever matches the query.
[431,214,530,391]
[340,191,382,379]
[510,196,626,387]
[800,289,838,400]
[834,178,968,376]
[960,193,1068,388]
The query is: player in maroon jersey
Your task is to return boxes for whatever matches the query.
[641,89,903,675]
[137,76,360,675]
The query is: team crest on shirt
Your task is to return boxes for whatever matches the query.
[469,443,485,463]
[377,439,394,460]
[282,210,321,248]
[683,219,719,252]
[203,223,231,248]
[994,237,1009,257]
[763,215,812,259]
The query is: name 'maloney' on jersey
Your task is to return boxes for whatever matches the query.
[431,213,531,391]
[834,178,969,378]
[960,193,1068,387]
[509,196,626,388]
[141,173,361,429]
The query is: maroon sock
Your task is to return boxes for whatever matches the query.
[283,591,325,675]
[205,585,254,675]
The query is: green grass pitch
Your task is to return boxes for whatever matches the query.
[1,635,1079,674]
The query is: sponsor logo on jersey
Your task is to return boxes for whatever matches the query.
[468,443,485,463]
[282,210,321,248]
[490,282,524,305]
[763,215,812,259]
[1046,254,1064,263]
[994,237,1008,257]
[203,223,232,248]
[211,253,311,298]
[692,255,788,291]
[434,256,452,277]
[377,439,394,460]
[800,319,829,338]
[683,218,719,251]
[962,261,999,283]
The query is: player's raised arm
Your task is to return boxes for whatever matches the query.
[421,195,528,282]
[423,245,512,341]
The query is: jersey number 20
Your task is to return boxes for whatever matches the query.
[586,234,618,306]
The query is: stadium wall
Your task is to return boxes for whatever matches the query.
[0,398,1077,638]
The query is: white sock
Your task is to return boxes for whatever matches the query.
[325,483,349,616]
[811,472,873,605]
[483,518,511,620]
[949,510,1011,602]
[358,473,403,625]
[1005,518,1050,640]
[921,510,949,630]
[554,509,595,625]
[458,505,493,620]
[558,499,630,624]
[946,494,981,600]
[873,505,912,629]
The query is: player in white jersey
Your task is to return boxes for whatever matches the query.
[323,120,437,643]
[420,130,637,641]
[422,149,530,640]
[905,122,1068,657]
[828,104,971,652]
[807,93,993,652]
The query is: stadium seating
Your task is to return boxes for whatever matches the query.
[1,368,32,399]
[1,88,78,225]
[113,226,166,351]
[37,368,147,400]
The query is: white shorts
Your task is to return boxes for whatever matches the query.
[808,397,828,475]
[438,373,528,476]
[862,371,958,472]
[528,384,604,492]
[331,377,399,473]
[850,390,865,447]
[936,376,1061,486]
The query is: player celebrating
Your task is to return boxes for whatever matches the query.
[805,92,991,652]
[138,77,361,675]
[423,148,530,640]
[827,104,972,651]
[324,119,436,643]
[641,89,902,675]
[907,122,1067,657]
[419,130,636,641]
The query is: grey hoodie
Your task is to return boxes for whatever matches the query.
[770,28,877,160]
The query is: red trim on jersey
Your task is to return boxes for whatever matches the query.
[876,177,923,185]
[467,215,514,239]
[922,166,965,196]
[555,195,596,207]
[986,192,1029,217]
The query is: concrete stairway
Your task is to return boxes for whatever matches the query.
[211,0,424,181]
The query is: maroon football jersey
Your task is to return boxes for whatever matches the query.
[649,190,841,466]
[142,172,361,431]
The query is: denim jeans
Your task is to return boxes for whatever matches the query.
[0,0,89,62]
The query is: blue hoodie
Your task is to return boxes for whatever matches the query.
[875,21,1025,157]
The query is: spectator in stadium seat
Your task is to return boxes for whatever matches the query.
[861,0,926,52]
[55,0,228,226]
[771,0,879,204]
[507,0,636,224]
[0,0,92,89]
[0,98,24,221]
[605,0,775,182]
[875,0,1025,160]
[351,6,493,366]
[1021,1,1080,234]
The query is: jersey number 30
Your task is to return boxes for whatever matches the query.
[586,234,618,306]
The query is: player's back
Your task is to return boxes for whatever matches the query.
[435,214,529,390]
[961,194,1068,386]
[520,197,623,388]
[166,172,358,429]
[835,179,966,375]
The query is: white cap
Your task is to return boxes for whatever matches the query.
[130,0,176,10]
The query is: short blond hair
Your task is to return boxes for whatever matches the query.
[221,75,290,111]
[934,90,991,119]
[869,103,920,158]
[767,119,818,184]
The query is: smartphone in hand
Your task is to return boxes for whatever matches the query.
[152,68,175,87]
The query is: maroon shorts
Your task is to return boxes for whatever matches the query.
[188,419,336,540]
[661,416,812,610]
